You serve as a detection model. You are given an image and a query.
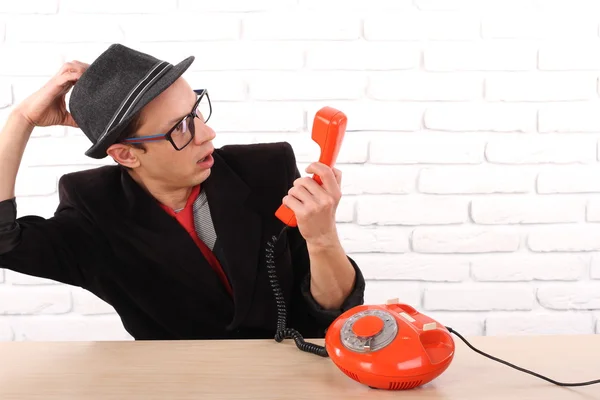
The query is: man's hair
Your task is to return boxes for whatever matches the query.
[113,111,146,169]
[116,111,146,151]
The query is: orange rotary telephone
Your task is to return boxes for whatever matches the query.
[325,300,454,390]
[275,106,347,227]
[267,107,600,391]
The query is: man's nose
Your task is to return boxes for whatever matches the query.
[194,122,216,145]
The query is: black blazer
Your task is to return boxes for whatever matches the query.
[0,141,365,340]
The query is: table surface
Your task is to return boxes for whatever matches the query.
[0,334,599,400]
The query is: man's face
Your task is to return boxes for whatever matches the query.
[111,77,216,189]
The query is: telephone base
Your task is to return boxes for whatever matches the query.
[324,303,455,390]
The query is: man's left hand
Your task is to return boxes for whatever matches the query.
[282,162,342,248]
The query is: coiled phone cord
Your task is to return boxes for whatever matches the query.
[266,225,328,357]
[267,226,599,385]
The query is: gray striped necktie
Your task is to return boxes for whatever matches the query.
[192,189,217,251]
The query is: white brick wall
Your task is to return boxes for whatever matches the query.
[1,0,600,342]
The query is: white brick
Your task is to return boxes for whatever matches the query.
[135,42,304,71]
[14,168,57,197]
[181,0,297,11]
[72,288,116,315]
[11,315,132,341]
[15,194,59,219]
[537,166,600,194]
[370,134,484,164]
[305,102,423,132]
[416,0,534,9]
[418,166,534,194]
[123,14,240,42]
[592,254,600,279]
[364,12,480,41]
[0,287,71,315]
[0,270,3,283]
[184,72,246,102]
[0,0,57,13]
[417,0,536,10]
[539,104,600,132]
[414,0,478,10]
[362,281,421,307]
[7,16,123,43]
[243,12,361,40]
[424,284,534,311]
[0,81,11,108]
[6,271,59,286]
[61,0,176,13]
[537,284,600,310]
[340,165,417,194]
[336,132,369,163]
[337,224,410,253]
[539,42,600,70]
[482,14,597,39]
[424,42,537,71]
[255,131,368,164]
[528,225,600,252]
[12,77,60,105]
[368,73,482,101]
[0,22,4,43]
[356,195,469,225]
[209,103,303,132]
[301,0,412,10]
[413,226,521,254]
[485,135,597,164]
[20,137,113,167]
[306,42,419,71]
[0,319,13,341]
[424,104,536,132]
[247,72,365,101]
[0,45,64,76]
[351,253,470,281]
[485,73,597,102]
[471,254,588,281]
[486,313,595,336]
[422,312,485,336]
[471,196,586,225]
[335,195,355,223]
[534,0,600,10]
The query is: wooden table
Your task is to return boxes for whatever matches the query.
[0,334,599,399]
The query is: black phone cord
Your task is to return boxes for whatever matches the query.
[266,225,328,357]
[447,327,600,387]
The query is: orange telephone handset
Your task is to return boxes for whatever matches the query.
[275,106,347,227]
[324,300,455,390]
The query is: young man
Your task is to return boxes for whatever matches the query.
[0,44,365,342]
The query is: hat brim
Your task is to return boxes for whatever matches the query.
[84,55,195,159]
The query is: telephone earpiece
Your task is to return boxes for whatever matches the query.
[275,106,347,227]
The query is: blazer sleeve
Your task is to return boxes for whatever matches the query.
[0,177,104,288]
[281,142,366,329]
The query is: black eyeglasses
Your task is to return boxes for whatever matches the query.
[123,89,212,151]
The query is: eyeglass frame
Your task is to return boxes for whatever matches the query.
[122,89,212,151]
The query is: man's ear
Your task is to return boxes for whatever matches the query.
[106,143,142,168]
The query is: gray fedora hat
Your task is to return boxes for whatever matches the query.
[69,43,194,159]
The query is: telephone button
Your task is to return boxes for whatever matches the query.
[352,315,384,338]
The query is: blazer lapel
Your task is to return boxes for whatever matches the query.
[203,150,263,331]
[119,168,233,304]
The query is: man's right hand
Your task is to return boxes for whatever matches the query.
[14,61,89,129]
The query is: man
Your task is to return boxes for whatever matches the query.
[0,44,365,345]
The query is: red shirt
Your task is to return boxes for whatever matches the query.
[158,185,232,296]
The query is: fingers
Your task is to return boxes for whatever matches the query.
[288,180,315,203]
[305,162,342,198]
